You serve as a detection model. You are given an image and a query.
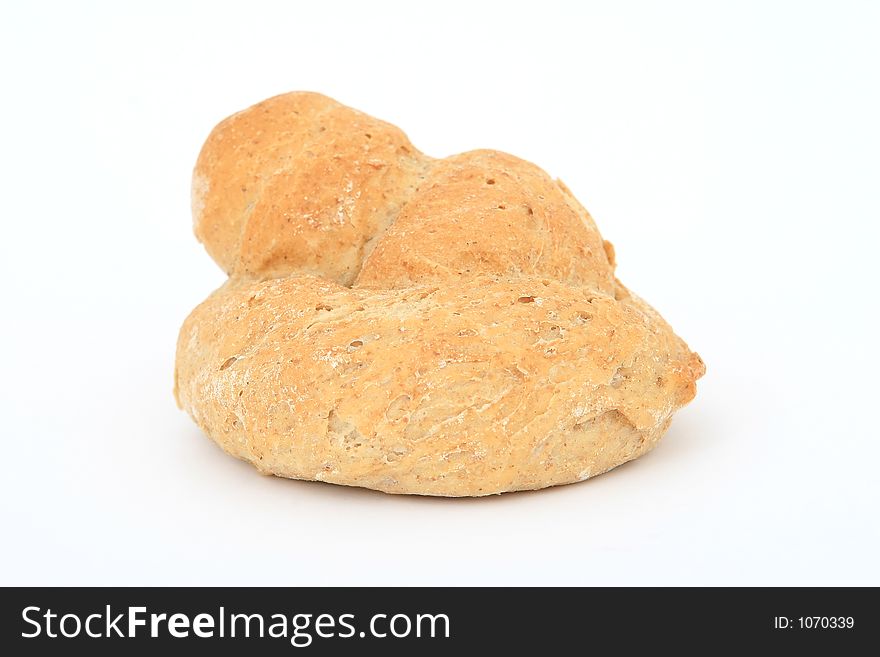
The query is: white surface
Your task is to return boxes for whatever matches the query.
[1,1,878,586]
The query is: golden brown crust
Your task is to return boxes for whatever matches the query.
[176,275,699,496]
[178,91,704,496]
[192,92,429,284]
[355,150,615,293]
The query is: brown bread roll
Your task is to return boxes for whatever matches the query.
[176,92,704,496]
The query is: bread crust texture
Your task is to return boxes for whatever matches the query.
[176,92,704,496]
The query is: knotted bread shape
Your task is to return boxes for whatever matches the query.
[175,92,704,496]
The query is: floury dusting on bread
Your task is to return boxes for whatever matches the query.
[174,92,705,496]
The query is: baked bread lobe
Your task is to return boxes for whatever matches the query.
[192,92,428,284]
[177,91,704,496]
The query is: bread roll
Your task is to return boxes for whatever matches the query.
[176,92,704,496]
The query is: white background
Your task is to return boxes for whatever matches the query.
[2,1,878,585]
